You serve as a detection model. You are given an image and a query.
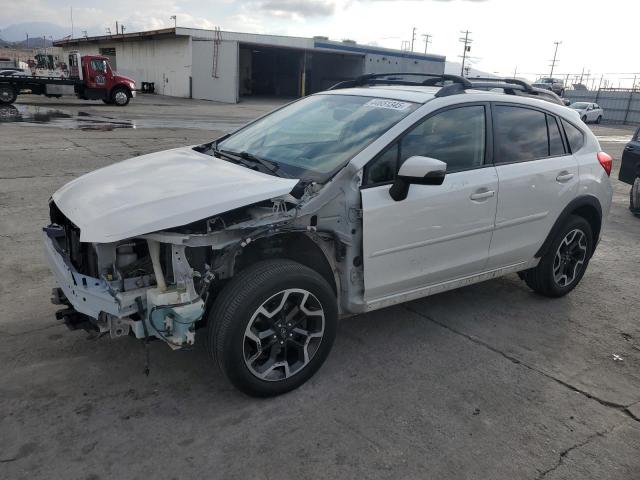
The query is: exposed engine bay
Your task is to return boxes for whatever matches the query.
[44,169,363,350]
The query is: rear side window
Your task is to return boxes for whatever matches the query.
[562,119,585,152]
[494,105,548,162]
[547,115,565,156]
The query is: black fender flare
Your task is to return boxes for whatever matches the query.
[535,195,603,259]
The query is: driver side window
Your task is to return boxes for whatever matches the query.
[363,105,486,186]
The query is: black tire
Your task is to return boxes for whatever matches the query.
[581,115,587,123]
[596,115,602,124]
[207,259,338,397]
[111,86,130,106]
[0,84,17,104]
[523,215,593,297]
[630,178,640,216]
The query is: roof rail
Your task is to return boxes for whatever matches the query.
[328,73,472,91]
[468,76,534,92]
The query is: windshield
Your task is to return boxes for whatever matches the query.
[570,102,590,110]
[217,94,419,182]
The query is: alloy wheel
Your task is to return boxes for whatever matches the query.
[553,229,587,287]
[243,288,325,381]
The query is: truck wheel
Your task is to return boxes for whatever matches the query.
[630,178,640,216]
[0,85,17,104]
[522,215,593,297]
[207,259,338,397]
[111,87,130,106]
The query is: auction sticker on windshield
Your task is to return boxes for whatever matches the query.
[364,99,412,111]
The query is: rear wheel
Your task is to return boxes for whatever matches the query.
[630,177,640,216]
[523,215,593,297]
[0,84,17,104]
[111,87,130,106]
[207,259,338,397]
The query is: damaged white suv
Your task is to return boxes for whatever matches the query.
[44,74,613,397]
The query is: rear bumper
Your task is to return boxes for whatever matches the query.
[42,228,144,320]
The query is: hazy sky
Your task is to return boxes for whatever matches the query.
[3,0,638,84]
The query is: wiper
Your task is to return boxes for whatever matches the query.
[218,149,292,178]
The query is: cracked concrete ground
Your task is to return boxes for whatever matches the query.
[1,95,639,479]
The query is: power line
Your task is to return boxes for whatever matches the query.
[459,30,472,76]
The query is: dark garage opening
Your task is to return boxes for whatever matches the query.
[239,44,364,100]
[239,45,303,99]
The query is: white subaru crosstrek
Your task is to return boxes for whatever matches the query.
[44,74,613,396]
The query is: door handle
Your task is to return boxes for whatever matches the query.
[470,189,495,201]
[556,171,574,182]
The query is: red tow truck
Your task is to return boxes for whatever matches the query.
[0,52,136,106]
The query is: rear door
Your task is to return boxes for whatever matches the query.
[486,103,579,268]
[361,103,498,301]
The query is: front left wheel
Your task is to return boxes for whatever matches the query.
[111,87,130,106]
[207,260,338,397]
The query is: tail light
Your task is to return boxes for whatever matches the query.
[597,151,612,176]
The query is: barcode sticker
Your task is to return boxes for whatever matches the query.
[364,99,411,111]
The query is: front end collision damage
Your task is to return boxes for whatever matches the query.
[44,163,367,350]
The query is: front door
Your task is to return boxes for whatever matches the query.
[86,58,109,90]
[361,104,498,301]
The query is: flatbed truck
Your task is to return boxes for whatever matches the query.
[0,52,136,106]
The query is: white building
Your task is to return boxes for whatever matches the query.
[54,27,446,103]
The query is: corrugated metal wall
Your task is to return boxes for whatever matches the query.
[564,89,640,125]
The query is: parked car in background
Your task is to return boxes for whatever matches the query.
[533,77,566,96]
[619,126,640,215]
[569,102,604,124]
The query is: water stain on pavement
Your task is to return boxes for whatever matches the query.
[0,104,134,131]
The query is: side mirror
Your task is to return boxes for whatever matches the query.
[389,156,447,202]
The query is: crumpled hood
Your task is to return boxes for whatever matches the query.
[52,147,299,243]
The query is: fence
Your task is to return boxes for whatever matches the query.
[564,88,640,125]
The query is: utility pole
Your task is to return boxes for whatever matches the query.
[579,67,585,84]
[513,66,518,78]
[410,27,416,52]
[549,41,561,78]
[421,33,432,54]
[70,7,74,38]
[170,15,177,28]
[459,30,472,76]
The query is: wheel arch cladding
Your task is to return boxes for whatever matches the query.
[234,232,338,294]
[535,195,602,259]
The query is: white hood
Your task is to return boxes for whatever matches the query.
[52,147,299,243]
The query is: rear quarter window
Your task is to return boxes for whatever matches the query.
[561,119,585,152]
